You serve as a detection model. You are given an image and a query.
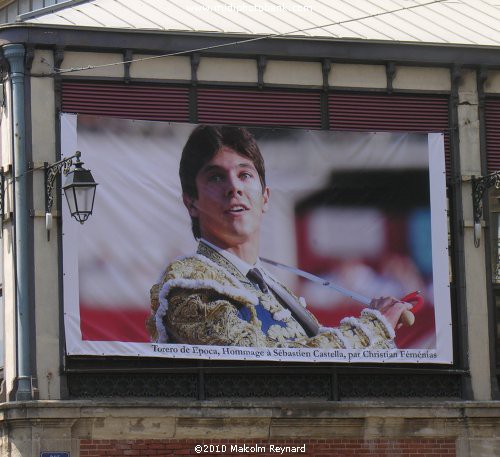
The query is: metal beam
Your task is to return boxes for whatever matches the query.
[0,26,500,69]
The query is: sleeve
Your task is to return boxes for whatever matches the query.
[299,308,395,349]
[277,292,395,349]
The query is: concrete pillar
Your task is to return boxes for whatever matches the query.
[30,50,61,400]
[458,69,492,400]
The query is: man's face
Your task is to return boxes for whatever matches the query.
[183,146,270,249]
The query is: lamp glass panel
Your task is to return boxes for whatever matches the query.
[64,185,96,216]
[489,190,500,284]
[74,186,96,213]
[64,186,77,215]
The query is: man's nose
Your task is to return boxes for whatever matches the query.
[225,175,243,196]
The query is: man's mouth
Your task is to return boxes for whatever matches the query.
[225,204,248,214]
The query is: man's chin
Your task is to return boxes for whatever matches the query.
[206,231,259,248]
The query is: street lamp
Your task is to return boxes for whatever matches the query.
[472,171,500,247]
[45,150,97,236]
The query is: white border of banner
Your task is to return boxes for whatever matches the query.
[427,132,452,363]
[62,116,452,364]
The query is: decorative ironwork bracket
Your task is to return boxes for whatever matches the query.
[44,151,81,240]
[472,171,500,247]
[45,151,80,216]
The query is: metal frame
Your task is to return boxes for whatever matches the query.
[478,76,500,398]
[54,63,69,399]
[25,28,472,399]
[64,356,466,400]
[59,85,466,400]
[447,66,472,398]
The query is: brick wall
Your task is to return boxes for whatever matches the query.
[80,438,456,456]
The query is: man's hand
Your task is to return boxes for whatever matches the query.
[369,296,414,330]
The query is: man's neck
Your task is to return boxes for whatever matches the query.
[201,238,259,265]
[225,244,259,265]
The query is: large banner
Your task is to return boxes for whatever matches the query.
[62,114,452,363]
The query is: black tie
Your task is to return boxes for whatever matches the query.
[247,268,269,294]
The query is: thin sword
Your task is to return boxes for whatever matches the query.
[261,257,418,327]
[261,257,371,305]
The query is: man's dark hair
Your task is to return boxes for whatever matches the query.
[179,125,266,239]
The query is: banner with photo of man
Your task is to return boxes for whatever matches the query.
[62,114,452,363]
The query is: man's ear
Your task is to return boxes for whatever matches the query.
[183,193,199,217]
[262,186,270,213]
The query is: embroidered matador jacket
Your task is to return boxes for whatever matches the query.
[147,242,396,349]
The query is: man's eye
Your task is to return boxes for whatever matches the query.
[208,174,223,182]
[240,172,253,179]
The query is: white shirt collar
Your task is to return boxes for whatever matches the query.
[199,239,278,291]
[200,238,256,276]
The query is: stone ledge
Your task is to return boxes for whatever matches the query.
[2,399,500,414]
[0,400,499,441]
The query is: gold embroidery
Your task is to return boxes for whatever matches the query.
[147,243,395,349]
